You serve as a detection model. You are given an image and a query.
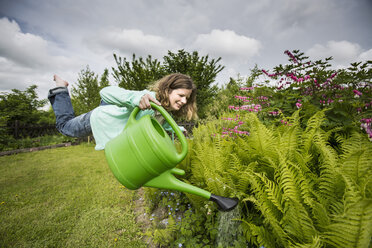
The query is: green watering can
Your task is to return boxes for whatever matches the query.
[104,102,238,211]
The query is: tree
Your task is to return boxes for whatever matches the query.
[0,85,47,128]
[71,66,110,115]
[112,54,165,90]
[111,50,225,119]
[163,50,225,118]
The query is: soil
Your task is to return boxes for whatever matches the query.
[133,188,157,248]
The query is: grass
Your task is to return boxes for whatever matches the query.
[0,143,147,247]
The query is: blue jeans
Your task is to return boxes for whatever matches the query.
[48,87,92,137]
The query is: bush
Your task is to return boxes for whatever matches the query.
[0,134,77,152]
[177,110,372,247]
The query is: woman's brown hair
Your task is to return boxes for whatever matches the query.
[149,73,198,121]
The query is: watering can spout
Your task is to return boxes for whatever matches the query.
[209,194,239,212]
[144,168,239,212]
[144,168,211,199]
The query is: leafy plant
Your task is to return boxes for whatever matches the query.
[71,66,110,116]
[260,50,371,137]
[0,85,48,129]
[179,110,371,247]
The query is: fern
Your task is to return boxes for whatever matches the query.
[277,155,301,202]
[301,111,342,211]
[339,131,372,197]
[289,235,323,248]
[241,220,277,248]
[281,199,318,244]
[257,173,284,213]
[180,110,372,247]
[247,170,289,246]
[302,109,327,152]
[244,113,278,161]
[323,199,372,248]
[150,215,178,246]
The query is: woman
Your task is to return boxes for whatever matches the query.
[48,73,197,150]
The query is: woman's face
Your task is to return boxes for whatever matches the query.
[168,88,192,111]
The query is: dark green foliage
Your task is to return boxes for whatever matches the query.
[111,49,224,119]
[163,50,225,118]
[0,85,54,147]
[0,85,47,127]
[112,54,165,90]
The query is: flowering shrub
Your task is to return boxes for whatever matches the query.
[360,118,372,141]
[217,50,371,140]
[260,50,371,138]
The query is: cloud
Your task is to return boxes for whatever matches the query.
[306,40,370,67]
[0,17,50,68]
[191,29,262,64]
[86,28,180,58]
[359,49,372,61]
[0,17,86,99]
[0,17,74,70]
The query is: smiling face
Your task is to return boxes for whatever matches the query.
[168,88,192,111]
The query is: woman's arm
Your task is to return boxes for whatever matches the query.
[99,86,153,108]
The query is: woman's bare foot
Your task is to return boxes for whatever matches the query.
[53,75,69,87]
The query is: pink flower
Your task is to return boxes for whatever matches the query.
[296,102,302,109]
[284,50,298,64]
[353,90,362,96]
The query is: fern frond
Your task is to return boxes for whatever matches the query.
[226,153,259,194]
[244,171,288,245]
[241,220,277,248]
[302,109,327,152]
[276,154,301,202]
[277,111,302,160]
[244,113,278,159]
[311,133,341,207]
[339,131,365,159]
[323,199,372,248]
[340,132,372,197]
[245,170,289,245]
[289,235,323,248]
[281,200,317,244]
[310,200,331,228]
[256,173,284,213]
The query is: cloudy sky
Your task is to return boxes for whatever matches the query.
[0,0,371,102]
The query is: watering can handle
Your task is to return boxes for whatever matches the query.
[128,102,188,161]
[149,102,188,160]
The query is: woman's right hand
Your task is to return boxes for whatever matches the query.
[139,94,161,110]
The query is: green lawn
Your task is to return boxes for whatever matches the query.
[0,143,146,248]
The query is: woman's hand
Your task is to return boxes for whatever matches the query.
[139,94,161,110]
